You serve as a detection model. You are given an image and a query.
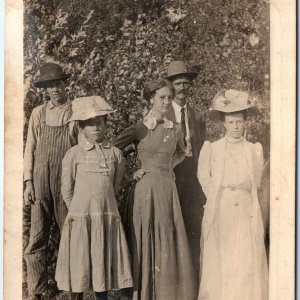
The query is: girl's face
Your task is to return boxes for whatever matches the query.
[82,116,107,143]
[150,86,173,116]
[224,112,245,139]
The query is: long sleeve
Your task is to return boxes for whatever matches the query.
[197,141,212,199]
[113,147,125,193]
[113,125,137,152]
[252,142,264,188]
[61,148,77,208]
[113,121,148,154]
[199,115,207,147]
[258,158,270,233]
[23,107,41,181]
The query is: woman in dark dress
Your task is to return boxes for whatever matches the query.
[114,78,197,300]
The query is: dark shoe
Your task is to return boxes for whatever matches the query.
[47,279,60,298]
[70,292,83,300]
[29,295,42,300]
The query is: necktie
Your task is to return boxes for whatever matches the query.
[181,107,187,147]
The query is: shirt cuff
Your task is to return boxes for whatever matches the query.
[23,172,33,182]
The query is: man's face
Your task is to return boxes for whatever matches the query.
[171,75,191,105]
[46,80,66,104]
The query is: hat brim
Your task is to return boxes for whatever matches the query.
[167,71,198,81]
[68,109,117,123]
[34,74,71,88]
[208,106,259,121]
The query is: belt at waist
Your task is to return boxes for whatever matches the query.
[221,184,251,192]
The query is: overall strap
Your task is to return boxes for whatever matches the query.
[66,104,73,121]
[40,102,48,125]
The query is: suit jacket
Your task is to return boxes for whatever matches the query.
[167,103,207,282]
[166,103,206,174]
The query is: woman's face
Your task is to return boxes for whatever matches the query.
[82,116,107,143]
[224,112,245,139]
[150,86,173,116]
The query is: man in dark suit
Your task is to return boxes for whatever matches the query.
[166,61,206,283]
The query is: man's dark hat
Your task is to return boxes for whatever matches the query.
[166,61,198,81]
[34,63,71,88]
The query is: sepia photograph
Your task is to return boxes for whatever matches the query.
[4,0,296,299]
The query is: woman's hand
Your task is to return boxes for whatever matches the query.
[133,169,150,181]
[24,180,36,205]
[171,169,176,181]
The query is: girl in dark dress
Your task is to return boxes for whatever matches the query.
[114,79,197,300]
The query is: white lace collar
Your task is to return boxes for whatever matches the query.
[143,110,174,130]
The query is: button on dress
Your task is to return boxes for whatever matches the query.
[197,137,268,300]
[55,141,133,293]
[114,114,197,300]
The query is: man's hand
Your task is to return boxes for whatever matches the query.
[133,169,150,182]
[24,181,36,205]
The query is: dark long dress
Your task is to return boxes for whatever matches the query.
[114,117,197,300]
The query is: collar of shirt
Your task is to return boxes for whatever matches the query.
[172,101,187,112]
[172,102,187,123]
[225,135,245,144]
[172,102,193,157]
[79,133,111,151]
[143,110,174,130]
[48,100,70,110]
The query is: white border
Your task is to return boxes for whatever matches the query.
[3,0,296,299]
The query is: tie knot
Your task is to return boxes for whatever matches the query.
[181,107,185,113]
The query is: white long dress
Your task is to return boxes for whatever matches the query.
[197,136,268,300]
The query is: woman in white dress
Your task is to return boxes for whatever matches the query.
[197,89,268,300]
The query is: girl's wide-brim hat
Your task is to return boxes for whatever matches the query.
[35,63,71,88]
[68,96,117,122]
[209,89,259,120]
[166,61,198,81]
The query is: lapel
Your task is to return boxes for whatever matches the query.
[186,105,198,159]
[187,104,195,138]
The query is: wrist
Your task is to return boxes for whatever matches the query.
[25,180,33,187]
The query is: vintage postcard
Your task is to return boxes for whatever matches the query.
[4,0,296,299]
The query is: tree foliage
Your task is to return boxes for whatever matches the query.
[24,0,270,142]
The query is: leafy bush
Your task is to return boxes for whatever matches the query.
[23,0,270,298]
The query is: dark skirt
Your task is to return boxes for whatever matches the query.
[123,171,197,300]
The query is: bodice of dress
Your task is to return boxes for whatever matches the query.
[61,140,125,214]
[137,122,178,176]
[222,137,252,191]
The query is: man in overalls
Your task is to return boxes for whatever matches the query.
[23,63,76,300]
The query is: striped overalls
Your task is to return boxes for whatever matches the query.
[24,103,73,295]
